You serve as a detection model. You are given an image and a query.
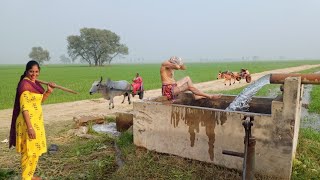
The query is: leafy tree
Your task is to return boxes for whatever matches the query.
[59,54,72,64]
[67,28,128,66]
[28,47,50,64]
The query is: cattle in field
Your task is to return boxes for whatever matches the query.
[89,77,131,109]
[234,69,251,83]
[217,71,235,86]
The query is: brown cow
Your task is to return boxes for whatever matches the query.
[217,71,235,86]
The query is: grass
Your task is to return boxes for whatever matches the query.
[115,131,134,157]
[0,118,275,180]
[0,169,16,179]
[114,132,246,180]
[37,136,116,179]
[112,132,278,180]
[309,87,320,114]
[111,128,320,180]
[1,60,320,110]
[0,119,319,179]
[0,120,117,180]
[2,61,320,179]
[301,66,320,114]
[292,128,320,179]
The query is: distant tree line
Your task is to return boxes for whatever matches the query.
[28,28,128,66]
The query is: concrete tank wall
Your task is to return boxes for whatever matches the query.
[133,77,302,179]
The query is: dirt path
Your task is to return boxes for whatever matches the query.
[0,64,319,130]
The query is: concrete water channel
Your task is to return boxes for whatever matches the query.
[132,74,320,179]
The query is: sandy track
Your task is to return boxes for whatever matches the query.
[0,64,319,130]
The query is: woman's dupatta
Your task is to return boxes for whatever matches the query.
[9,78,45,148]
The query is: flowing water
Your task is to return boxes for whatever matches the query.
[225,73,320,131]
[226,74,271,111]
[92,122,121,137]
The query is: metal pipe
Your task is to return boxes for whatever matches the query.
[245,137,256,180]
[270,73,320,84]
[222,150,244,158]
[222,115,256,180]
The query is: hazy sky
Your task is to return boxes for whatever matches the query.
[1,0,320,64]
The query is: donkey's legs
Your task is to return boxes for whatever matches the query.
[128,93,131,104]
[122,95,125,103]
[111,98,115,109]
[109,100,112,109]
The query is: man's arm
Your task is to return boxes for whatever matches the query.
[179,64,186,70]
[162,61,185,70]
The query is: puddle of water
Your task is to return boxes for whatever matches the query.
[92,122,121,137]
[92,122,125,168]
[226,74,271,111]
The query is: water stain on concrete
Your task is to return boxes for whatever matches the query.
[171,105,227,161]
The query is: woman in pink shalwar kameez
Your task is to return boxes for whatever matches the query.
[132,73,143,95]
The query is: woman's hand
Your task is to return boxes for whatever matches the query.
[47,82,56,93]
[42,82,56,102]
[27,128,36,139]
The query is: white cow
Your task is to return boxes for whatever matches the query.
[89,77,131,109]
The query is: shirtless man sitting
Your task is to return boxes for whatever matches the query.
[160,56,222,101]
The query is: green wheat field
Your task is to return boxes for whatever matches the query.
[1,60,320,110]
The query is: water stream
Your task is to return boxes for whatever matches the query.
[226,74,271,111]
[225,73,320,131]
